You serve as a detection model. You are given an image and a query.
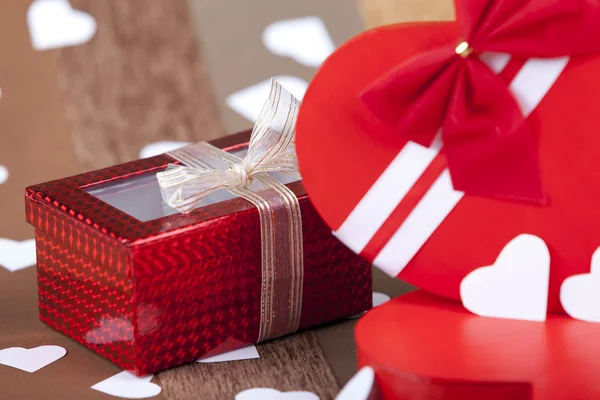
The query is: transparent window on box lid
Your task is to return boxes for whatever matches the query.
[84,147,300,222]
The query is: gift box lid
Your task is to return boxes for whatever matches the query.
[26,131,307,246]
[25,131,310,278]
[294,1,600,316]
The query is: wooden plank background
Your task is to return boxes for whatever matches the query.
[56,0,225,172]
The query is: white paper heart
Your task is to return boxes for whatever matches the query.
[460,234,550,322]
[236,388,319,400]
[197,345,259,363]
[0,165,8,185]
[0,345,66,373]
[560,247,600,323]
[226,76,308,122]
[139,141,190,159]
[27,0,97,51]
[347,292,392,319]
[0,238,36,272]
[372,292,391,307]
[263,17,335,68]
[91,371,161,399]
[336,366,377,400]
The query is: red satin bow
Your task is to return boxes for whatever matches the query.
[361,0,600,203]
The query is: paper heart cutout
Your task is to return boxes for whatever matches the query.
[27,0,96,51]
[460,234,550,322]
[295,20,600,314]
[560,247,600,323]
[347,292,392,319]
[226,76,308,122]
[263,17,335,68]
[335,366,377,400]
[0,345,66,373]
[197,345,259,363]
[0,238,36,272]
[0,165,8,185]
[236,388,319,400]
[372,292,391,307]
[91,371,161,399]
[139,141,190,159]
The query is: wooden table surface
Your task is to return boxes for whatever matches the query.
[0,0,452,398]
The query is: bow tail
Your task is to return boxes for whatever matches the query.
[443,58,546,204]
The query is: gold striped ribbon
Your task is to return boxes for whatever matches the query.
[157,80,304,341]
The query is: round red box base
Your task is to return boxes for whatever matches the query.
[356,291,600,400]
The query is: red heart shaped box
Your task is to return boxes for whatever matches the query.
[356,291,600,399]
[296,21,600,314]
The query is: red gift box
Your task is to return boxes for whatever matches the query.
[24,130,372,375]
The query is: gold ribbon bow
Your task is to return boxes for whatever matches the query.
[157,79,304,342]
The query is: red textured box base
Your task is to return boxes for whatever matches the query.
[36,225,371,375]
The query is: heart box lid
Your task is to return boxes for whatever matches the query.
[296,1,600,318]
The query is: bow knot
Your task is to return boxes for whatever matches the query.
[229,163,251,187]
[455,41,474,58]
[361,0,600,203]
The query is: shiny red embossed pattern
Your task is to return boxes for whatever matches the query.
[25,132,373,375]
[36,231,135,369]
